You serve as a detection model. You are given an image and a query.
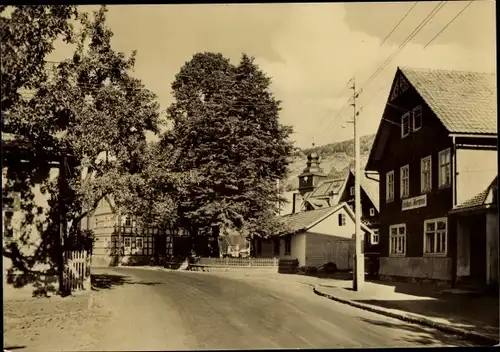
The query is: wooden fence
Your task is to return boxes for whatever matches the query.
[197,257,279,268]
[62,250,91,293]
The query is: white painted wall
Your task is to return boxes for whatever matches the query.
[278,232,306,266]
[308,207,356,238]
[456,149,497,206]
[2,166,60,284]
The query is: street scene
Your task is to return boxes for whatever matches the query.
[2,2,498,351]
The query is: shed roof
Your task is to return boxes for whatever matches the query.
[450,176,497,213]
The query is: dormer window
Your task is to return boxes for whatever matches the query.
[350,186,355,196]
[413,105,422,131]
[401,112,410,138]
[369,208,375,216]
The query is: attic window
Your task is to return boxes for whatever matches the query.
[413,105,422,131]
[350,186,355,196]
[370,208,375,216]
[338,213,346,226]
[401,112,410,138]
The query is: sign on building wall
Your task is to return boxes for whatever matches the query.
[402,194,427,211]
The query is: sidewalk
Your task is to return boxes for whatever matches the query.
[313,279,499,346]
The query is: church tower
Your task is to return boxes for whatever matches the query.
[297,150,327,196]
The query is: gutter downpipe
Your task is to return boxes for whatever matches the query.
[364,171,380,183]
[451,136,457,288]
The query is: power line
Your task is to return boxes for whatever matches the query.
[360,1,448,92]
[380,2,420,47]
[317,78,353,129]
[423,0,473,49]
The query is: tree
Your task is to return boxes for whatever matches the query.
[165,52,294,241]
[1,5,78,114]
[2,6,163,295]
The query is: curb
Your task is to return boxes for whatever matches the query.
[313,286,498,346]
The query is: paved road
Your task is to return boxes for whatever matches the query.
[87,267,477,350]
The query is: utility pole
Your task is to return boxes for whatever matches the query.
[349,76,365,291]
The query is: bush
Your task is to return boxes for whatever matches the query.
[305,266,318,274]
[322,262,338,274]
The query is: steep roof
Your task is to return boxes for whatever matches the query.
[450,176,497,213]
[366,67,497,171]
[348,169,380,212]
[399,67,497,134]
[282,202,373,235]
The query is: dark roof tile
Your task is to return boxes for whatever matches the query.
[400,67,497,134]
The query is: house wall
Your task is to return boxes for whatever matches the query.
[379,257,452,282]
[376,76,456,283]
[305,232,354,269]
[486,211,498,285]
[456,148,498,205]
[304,207,360,268]
[456,217,471,277]
[2,166,60,289]
[341,173,379,224]
[308,207,357,238]
[87,197,119,267]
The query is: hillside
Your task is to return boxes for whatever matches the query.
[283,134,376,192]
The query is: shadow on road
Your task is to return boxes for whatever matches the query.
[359,317,478,347]
[91,273,163,291]
[4,346,27,351]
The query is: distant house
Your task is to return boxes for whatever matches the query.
[253,202,373,269]
[365,67,497,287]
[83,193,224,266]
[82,195,166,267]
[290,153,381,251]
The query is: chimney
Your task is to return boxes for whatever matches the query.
[292,193,302,214]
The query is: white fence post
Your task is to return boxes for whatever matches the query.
[62,250,92,293]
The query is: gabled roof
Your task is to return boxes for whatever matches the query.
[366,67,497,171]
[450,176,497,214]
[399,67,497,135]
[348,170,380,212]
[282,202,373,235]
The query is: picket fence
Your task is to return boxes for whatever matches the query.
[62,250,91,292]
[197,257,288,268]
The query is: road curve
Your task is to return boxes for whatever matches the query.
[90,267,475,350]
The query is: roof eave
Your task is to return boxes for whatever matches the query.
[449,204,495,215]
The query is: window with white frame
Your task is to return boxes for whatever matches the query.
[421,155,432,193]
[386,170,394,202]
[424,218,447,255]
[136,237,143,249]
[369,208,375,216]
[438,148,451,187]
[371,229,379,245]
[413,105,422,131]
[338,213,346,226]
[350,186,355,196]
[400,165,409,199]
[401,112,410,138]
[389,224,406,256]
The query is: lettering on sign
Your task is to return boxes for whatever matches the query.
[402,194,427,211]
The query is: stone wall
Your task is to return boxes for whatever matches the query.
[379,256,452,285]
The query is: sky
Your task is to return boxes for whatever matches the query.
[49,1,496,149]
